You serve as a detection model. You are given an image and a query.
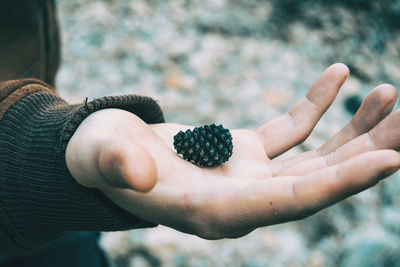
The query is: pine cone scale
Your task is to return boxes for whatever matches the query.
[173,124,233,167]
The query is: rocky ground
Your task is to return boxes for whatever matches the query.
[56,0,400,266]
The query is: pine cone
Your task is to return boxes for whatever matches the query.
[173,124,233,167]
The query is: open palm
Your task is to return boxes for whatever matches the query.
[66,63,400,239]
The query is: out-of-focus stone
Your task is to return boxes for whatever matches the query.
[99,232,132,259]
[57,0,400,266]
[381,206,400,235]
[165,71,196,91]
[339,226,400,267]
[262,86,293,108]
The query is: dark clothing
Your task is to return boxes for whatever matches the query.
[0,83,163,256]
[0,0,163,263]
[0,0,60,86]
[1,232,108,267]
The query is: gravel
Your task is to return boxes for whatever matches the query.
[56,0,400,266]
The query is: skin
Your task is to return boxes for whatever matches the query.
[66,63,400,239]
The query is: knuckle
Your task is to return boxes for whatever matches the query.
[190,204,230,240]
[180,188,240,240]
[182,190,197,215]
[194,218,227,240]
[323,153,335,167]
[291,180,316,219]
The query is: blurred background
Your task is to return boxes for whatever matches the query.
[56,0,400,266]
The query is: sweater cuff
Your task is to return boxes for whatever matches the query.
[0,81,164,255]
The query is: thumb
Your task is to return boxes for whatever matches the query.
[97,139,157,192]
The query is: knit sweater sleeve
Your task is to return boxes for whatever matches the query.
[0,78,165,256]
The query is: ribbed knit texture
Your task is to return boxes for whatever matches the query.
[0,89,164,255]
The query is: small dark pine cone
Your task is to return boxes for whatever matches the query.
[173,124,233,167]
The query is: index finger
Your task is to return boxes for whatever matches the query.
[257,63,349,158]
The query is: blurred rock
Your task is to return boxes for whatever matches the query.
[344,95,362,115]
[381,206,400,235]
[339,226,400,267]
[56,0,400,266]
[263,86,293,108]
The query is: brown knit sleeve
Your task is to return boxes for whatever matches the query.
[0,78,164,256]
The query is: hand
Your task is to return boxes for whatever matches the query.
[66,63,400,239]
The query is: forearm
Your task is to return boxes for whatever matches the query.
[0,78,164,255]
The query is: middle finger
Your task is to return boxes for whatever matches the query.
[271,84,397,176]
[279,107,400,176]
